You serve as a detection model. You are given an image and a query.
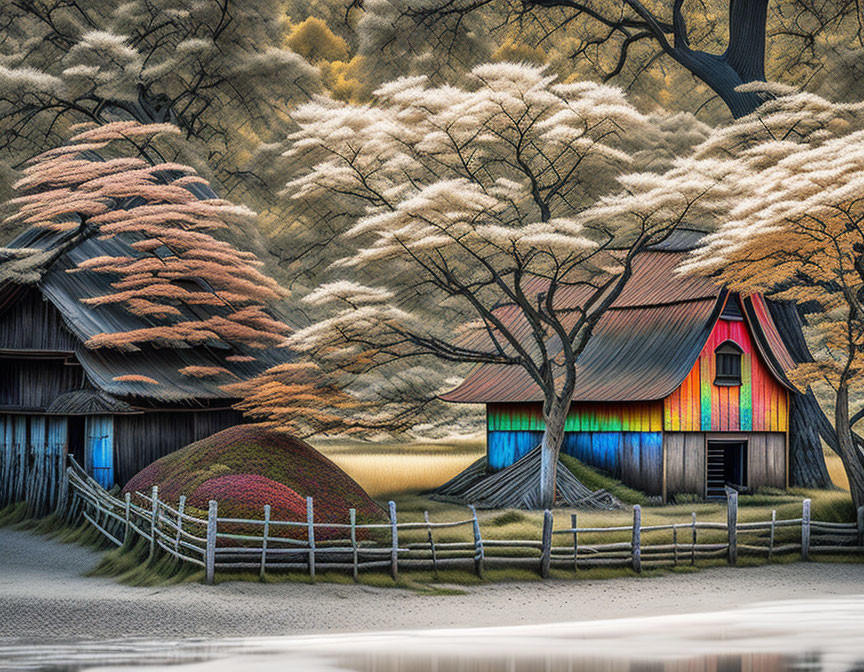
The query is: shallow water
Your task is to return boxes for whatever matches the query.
[1,596,863,672]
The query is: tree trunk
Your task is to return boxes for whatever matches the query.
[788,390,834,487]
[765,301,835,489]
[670,0,769,119]
[539,399,569,509]
[833,387,864,511]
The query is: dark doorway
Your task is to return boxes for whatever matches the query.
[706,440,747,499]
[67,416,85,467]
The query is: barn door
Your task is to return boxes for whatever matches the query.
[85,415,114,489]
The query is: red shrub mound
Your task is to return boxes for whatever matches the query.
[123,425,384,539]
[188,474,308,519]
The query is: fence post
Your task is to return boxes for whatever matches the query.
[389,500,399,582]
[727,491,738,566]
[540,509,553,579]
[801,498,811,561]
[631,505,642,573]
[350,508,359,581]
[857,506,864,548]
[175,495,186,553]
[123,492,131,545]
[691,512,697,565]
[148,486,159,561]
[672,524,678,566]
[55,462,70,516]
[769,510,776,561]
[571,513,579,572]
[205,499,217,585]
[307,496,316,580]
[259,504,270,580]
[424,510,438,580]
[470,505,485,578]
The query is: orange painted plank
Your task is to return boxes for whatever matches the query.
[729,385,740,430]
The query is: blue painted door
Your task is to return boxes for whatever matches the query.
[85,416,114,489]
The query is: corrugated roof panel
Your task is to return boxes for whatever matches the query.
[442,297,722,403]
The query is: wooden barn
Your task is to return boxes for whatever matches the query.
[0,225,288,491]
[441,230,796,501]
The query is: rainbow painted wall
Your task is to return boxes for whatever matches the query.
[488,401,664,433]
[663,318,788,432]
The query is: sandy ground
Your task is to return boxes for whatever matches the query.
[1,526,863,642]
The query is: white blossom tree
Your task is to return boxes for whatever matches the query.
[281,63,708,508]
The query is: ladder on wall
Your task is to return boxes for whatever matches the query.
[706,444,727,500]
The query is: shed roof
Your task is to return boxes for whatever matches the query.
[0,179,291,405]
[441,230,795,404]
[46,389,138,415]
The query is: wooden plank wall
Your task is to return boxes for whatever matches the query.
[488,429,663,495]
[664,432,706,497]
[0,358,89,409]
[113,409,243,486]
[619,432,663,496]
[748,433,787,489]
[665,431,787,498]
[487,430,544,471]
[664,318,789,433]
[0,288,78,352]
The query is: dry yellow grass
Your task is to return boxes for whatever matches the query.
[826,452,850,490]
[314,439,485,497]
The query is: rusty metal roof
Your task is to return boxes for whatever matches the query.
[441,229,794,404]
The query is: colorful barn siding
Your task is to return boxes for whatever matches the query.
[487,430,664,495]
[664,318,788,433]
[488,402,663,432]
[487,402,665,494]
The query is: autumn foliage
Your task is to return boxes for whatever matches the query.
[224,361,368,437]
[5,121,290,357]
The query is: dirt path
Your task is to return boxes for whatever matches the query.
[1,527,863,641]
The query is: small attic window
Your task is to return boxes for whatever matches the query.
[721,295,744,321]
[715,341,743,386]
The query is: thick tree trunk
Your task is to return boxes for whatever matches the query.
[833,387,864,511]
[766,301,835,488]
[788,391,834,487]
[670,0,770,119]
[539,399,569,509]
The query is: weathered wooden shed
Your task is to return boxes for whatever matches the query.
[0,225,288,490]
[441,230,795,501]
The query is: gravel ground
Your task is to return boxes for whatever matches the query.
[1,526,863,641]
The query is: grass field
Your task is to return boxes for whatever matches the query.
[314,438,485,497]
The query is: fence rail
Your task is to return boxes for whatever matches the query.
[54,459,864,584]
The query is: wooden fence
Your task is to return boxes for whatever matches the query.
[62,459,864,584]
[0,443,66,518]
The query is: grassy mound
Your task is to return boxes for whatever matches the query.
[558,453,648,505]
[123,425,385,537]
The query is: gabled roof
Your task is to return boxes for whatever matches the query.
[0,178,291,405]
[441,229,795,405]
